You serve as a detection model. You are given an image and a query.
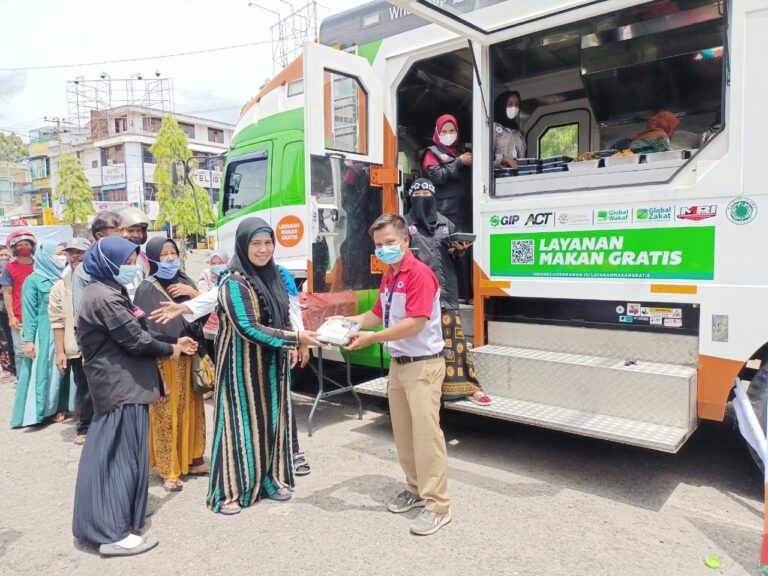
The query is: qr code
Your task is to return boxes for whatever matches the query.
[511,240,534,264]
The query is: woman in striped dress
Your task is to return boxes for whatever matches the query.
[207,217,320,515]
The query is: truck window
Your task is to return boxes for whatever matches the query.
[490,0,725,197]
[324,71,368,155]
[223,153,268,217]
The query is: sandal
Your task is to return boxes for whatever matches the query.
[267,487,291,502]
[162,478,183,492]
[294,454,311,476]
[468,391,492,406]
[188,463,210,476]
[52,412,67,423]
[219,502,241,515]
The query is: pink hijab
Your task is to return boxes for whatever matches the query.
[432,114,460,155]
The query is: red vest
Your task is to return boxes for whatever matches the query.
[6,260,34,321]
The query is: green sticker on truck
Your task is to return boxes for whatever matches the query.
[490,227,715,279]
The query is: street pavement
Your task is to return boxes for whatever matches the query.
[0,248,764,575]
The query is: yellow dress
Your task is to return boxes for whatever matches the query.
[149,355,206,480]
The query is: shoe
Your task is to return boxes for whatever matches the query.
[387,489,426,514]
[99,534,159,556]
[410,507,452,536]
[219,503,241,515]
[294,454,311,476]
[73,434,86,445]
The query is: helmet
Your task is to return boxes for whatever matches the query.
[6,229,36,249]
[119,206,150,228]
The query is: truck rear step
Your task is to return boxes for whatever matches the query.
[355,344,697,453]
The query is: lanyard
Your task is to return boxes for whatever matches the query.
[383,272,402,329]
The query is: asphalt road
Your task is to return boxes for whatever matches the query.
[0,249,764,575]
[0,370,764,576]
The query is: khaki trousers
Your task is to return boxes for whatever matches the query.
[388,356,450,513]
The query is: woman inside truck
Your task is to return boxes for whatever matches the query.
[422,114,473,300]
[493,90,526,168]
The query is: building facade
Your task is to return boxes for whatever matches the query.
[0,162,29,224]
[50,106,233,225]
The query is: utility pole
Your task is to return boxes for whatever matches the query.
[43,116,72,223]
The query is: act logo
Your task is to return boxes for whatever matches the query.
[726,198,756,225]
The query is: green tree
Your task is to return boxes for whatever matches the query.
[150,115,215,254]
[0,132,28,163]
[54,153,95,233]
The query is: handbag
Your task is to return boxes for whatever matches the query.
[191,352,215,394]
[147,277,215,394]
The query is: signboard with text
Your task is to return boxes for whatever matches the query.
[489,227,715,280]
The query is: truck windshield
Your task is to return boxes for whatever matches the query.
[222,153,268,217]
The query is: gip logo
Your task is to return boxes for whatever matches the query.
[490,215,501,227]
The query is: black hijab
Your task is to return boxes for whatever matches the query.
[407,178,439,235]
[229,217,290,329]
[494,90,522,131]
[144,237,195,302]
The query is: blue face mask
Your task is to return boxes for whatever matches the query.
[114,264,138,285]
[154,259,180,280]
[210,264,228,277]
[375,244,405,265]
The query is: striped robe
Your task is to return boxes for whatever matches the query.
[206,273,298,512]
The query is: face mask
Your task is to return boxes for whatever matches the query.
[15,247,33,258]
[375,244,405,265]
[438,133,457,147]
[210,264,228,277]
[506,106,519,119]
[114,264,138,285]
[53,255,68,269]
[154,259,180,280]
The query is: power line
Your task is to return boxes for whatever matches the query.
[0,36,309,72]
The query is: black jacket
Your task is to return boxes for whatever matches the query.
[422,145,472,229]
[406,211,463,310]
[76,278,174,415]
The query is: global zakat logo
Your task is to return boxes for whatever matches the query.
[635,206,672,222]
[727,198,756,225]
[677,205,717,221]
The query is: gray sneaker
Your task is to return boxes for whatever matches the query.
[410,507,452,536]
[387,489,426,513]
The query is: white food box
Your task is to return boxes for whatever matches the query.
[567,159,601,172]
[603,154,642,167]
[645,150,688,162]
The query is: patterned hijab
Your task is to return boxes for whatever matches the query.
[228,217,290,328]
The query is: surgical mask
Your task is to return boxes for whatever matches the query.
[210,264,228,277]
[154,259,180,280]
[438,133,457,147]
[15,246,33,258]
[375,244,405,265]
[506,106,519,119]
[53,255,68,269]
[114,264,138,285]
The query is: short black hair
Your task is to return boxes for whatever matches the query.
[368,213,407,239]
[90,211,122,237]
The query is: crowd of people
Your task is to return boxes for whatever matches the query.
[3,145,496,554]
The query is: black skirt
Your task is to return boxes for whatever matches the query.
[72,403,149,544]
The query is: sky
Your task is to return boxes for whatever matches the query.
[0,0,366,140]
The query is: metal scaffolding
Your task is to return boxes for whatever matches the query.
[66,75,174,141]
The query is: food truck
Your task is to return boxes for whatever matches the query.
[214,0,767,452]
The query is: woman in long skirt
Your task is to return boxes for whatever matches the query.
[134,237,207,492]
[73,237,197,556]
[9,241,73,427]
[206,217,319,515]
